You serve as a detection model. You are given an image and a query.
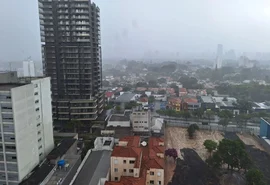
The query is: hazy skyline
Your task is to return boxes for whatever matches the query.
[0,0,270,61]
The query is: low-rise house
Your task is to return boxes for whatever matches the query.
[179,88,188,96]
[168,97,182,111]
[105,136,164,185]
[182,97,201,111]
[199,96,215,110]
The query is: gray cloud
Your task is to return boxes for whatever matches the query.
[0,0,270,61]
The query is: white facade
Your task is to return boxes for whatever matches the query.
[131,110,150,133]
[214,44,223,69]
[23,61,36,77]
[0,77,54,184]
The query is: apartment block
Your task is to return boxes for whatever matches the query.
[38,0,104,123]
[131,110,151,134]
[106,136,164,185]
[0,72,54,185]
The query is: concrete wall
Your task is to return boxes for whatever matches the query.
[32,78,54,156]
[146,169,164,185]
[110,156,136,181]
[107,120,130,127]
[12,84,40,182]
[131,111,150,132]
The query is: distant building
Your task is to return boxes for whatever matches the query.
[23,60,36,77]
[199,96,215,110]
[182,97,201,111]
[214,44,223,69]
[168,97,182,111]
[106,136,164,185]
[131,109,151,135]
[0,72,54,184]
[179,88,187,97]
[107,114,130,127]
[238,56,256,68]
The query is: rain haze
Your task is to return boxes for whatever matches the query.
[0,0,270,61]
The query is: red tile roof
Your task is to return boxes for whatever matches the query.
[106,92,114,98]
[119,136,140,147]
[179,88,187,93]
[106,137,164,185]
[183,97,198,103]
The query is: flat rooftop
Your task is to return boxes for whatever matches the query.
[19,163,54,185]
[109,115,130,122]
[0,83,24,91]
[47,138,76,160]
[73,150,111,185]
[200,96,214,103]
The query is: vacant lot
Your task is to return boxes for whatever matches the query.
[165,127,224,184]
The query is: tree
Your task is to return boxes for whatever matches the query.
[165,148,178,160]
[136,81,148,87]
[206,151,222,169]
[246,169,266,185]
[157,78,167,84]
[218,110,233,119]
[204,140,218,154]
[187,124,199,138]
[102,80,110,87]
[193,108,204,119]
[182,111,191,121]
[158,89,166,95]
[115,105,121,112]
[67,119,82,133]
[148,80,158,87]
[234,99,253,114]
[148,96,155,103]
[122,86,131,91]
[205,110,215,123]
[218,118,230,131]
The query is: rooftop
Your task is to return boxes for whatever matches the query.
[200,96,214,103]
[0,83,24,91]
[19,163,54,185]
[47,138,76,160]
[109,115,130,122]
[73,150,111,185]
[115,93,137,103]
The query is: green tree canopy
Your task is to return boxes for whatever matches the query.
[246,169,266,185]
[203,140,218,154]
[187,124,199,138]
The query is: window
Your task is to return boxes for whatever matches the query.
[142,113,145,115]
[123,169,126,172]
[114,177,118,181]
[150,171,154,175]
[34,92,38,95]
[39,145,42,149]
[114,168,118,172]
[129,169,134,173]
[158,181,161,185]
[35,100,39,104]
[114,159,118,164]
[35,108,40,111]
[123,160,126,164]
[39,153,43,156]
[129,160,135,164]
[11,156,16,159]
[157,172,161,177]
[150,180,154,185]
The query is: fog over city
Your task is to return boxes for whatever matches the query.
[0,0,270,61]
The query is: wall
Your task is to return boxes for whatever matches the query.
[11,84,40,182]
[260,119,270,137]
[107,120,130,127]
[32,78,54,156]
[146,169,164,185]
[131,111,150,132]
[110,156,136,181]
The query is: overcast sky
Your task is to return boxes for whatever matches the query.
[0,0,270,61]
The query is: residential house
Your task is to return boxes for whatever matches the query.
[168,98,182,111]
[179,88,187,96]
[106,136,164,185]
[182,97,201,111]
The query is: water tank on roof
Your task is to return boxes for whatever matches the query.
[57,160,65,167]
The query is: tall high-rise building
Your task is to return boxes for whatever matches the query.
[38,0,104,124]
[214,44,223,69]
[23,60,36,77]
[0,72,54,184]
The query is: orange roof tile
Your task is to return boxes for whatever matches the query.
[183,97,198,103]
[119,136,140,147]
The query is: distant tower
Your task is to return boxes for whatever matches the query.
[23,60,36,77]
[214,44,223,69]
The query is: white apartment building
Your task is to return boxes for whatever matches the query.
[0,75,54,185]
[131,109,151,134]
[23,61,36,77]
